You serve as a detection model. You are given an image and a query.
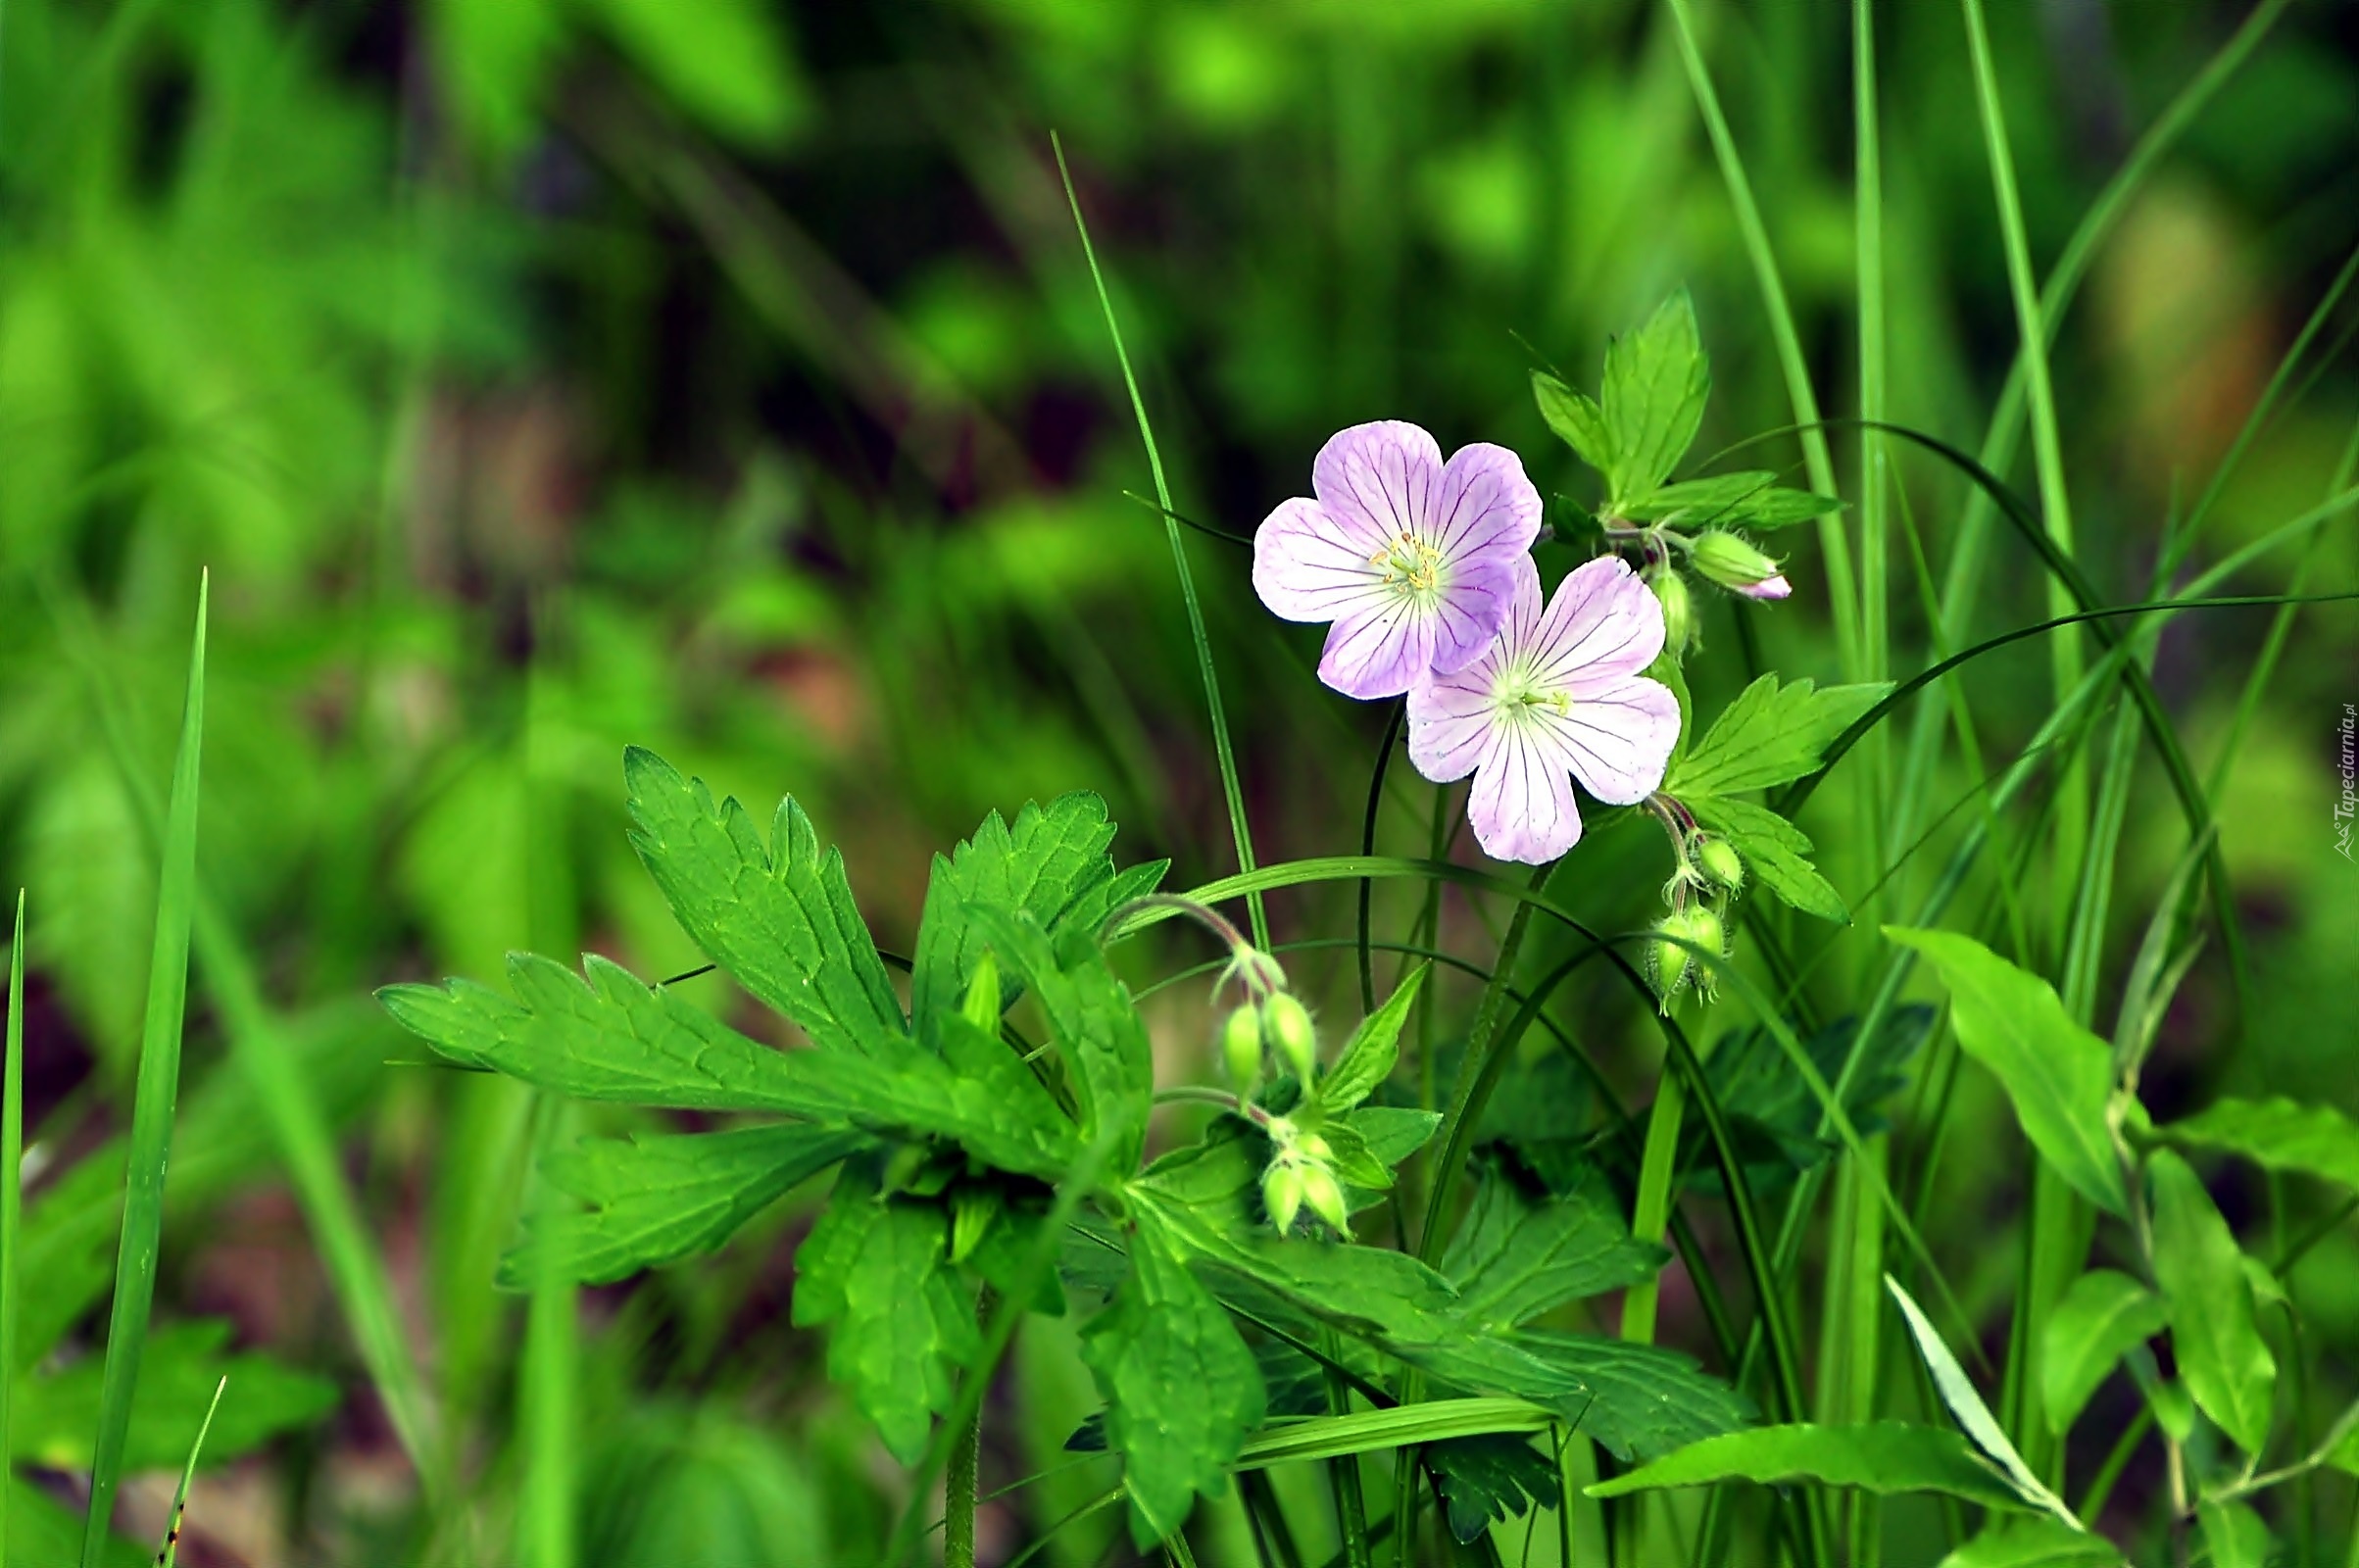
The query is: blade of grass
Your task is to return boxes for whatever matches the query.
[81,573,208,1568]
[1053,131,1268,955]
[520,1094,578,1568]
[155,1375,226,1568]
[39,574,446,1505]
[1664,0,1858,683]
[2,891,24,1568]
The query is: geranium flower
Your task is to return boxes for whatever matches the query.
[1406,555,1680,864]
[1253,420,1543,699]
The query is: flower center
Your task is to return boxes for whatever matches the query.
[1492,659,1571,722]
[1368,530,1444,598]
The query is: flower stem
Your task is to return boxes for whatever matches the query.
[946,1401,979,1568]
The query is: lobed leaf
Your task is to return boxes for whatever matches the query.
[1669,673,1892,798]
[1886,929,2127,1217]
[1318,964,1427,1113]
[2156,1097,2359,1195]
[960,906,1150,1171]
[1683,794,1848,923]
[1426,1432,1559,1544]
[1599,291,1710,505]
[383,955,1081,1177]
[1440,1162,1664,1332]
[1621,470,1842,531]
[1081,1209,1264,1548]
[501,1123,870,1287]
[2040,1269,2166,1437]
[622,747,905,1056]
[910,793,1165,1042]
[2148,1150,2276,1453]
[1587,1421,2032,1512]
[791,1165,979,1464]
[1532,371,1614,475]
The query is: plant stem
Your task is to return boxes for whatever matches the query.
[1054,131,1269,952]
[946,1401,980,1568]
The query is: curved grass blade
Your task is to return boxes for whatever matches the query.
[1053,131,1267,953]
[82,574,208,1568]
[3,892,24,1568]
[154,1375,226,1568]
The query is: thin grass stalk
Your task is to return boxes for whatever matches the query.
[41,577,446,1503]
[1,892,23,1568]
[521,1094,578,1568]
[81,574,208,1568]
[155,1375,225,1568]
[1889,0,2290,863]
[1052,132,1269,953]
[1664,0,1859,682]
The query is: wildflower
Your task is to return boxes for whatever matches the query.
[1405,556,1680,864]
[1688,530,1790,600]
[1253,420,1543,699]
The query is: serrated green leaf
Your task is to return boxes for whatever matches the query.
[2041,1270,2167,1437]
[1440,1162,1663,1332]
[1313,1123,1396,1191]
[791,1167,978,1464]
[1349,1105,1443,1166]
[622,747,905,1056]
[2157,1097,2359,1195]
[2149,1150,2276,1453]
[1885,929,2128,1217]
[1427,1432,1558,1545]
[1683,794,1848,923]
[910,793,1163,1042]
[1510,1331,1752,1461]
[2196,1499,2273,1568]
[1935,1518,2121,1567]
[14,1321,336,1473]
[1082,1209,1264,1548]
[1532,371,1614,475]
[1887,1275,2065,1519]
[1600,292,1709,505]
[961,906,1149,1170]
[500,1124,868,1287]
[1587,1422,2031,1511]
[1702,1006,1931,1187]
[385,956,1079,1176]
[1319,965,1426,1112]
[1622,472,1843,532]
[1668,674,1892,798]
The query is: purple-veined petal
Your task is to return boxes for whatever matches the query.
[1534,556,1665,690]
[1428,551,1535,675]
[1404,668,1496,783]
[1428,442,1543,564]
[1467,721,1584,864]
[1734,572,1793,601]
[1312,421,1443,541]
[1253,496,1394,623]
[1537,673,1681,805]
[1318,596,1438,700]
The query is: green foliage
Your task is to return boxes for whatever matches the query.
[2196,1499,2275,1568]
[958,906,1151,1172]
[1079,1211,1264,1547]
[790,1162,980,1466]
[1439,1162,1665,1332]
[1683,794,1850,923]
[1887,929,2128,1217]
[1425,1431,1559,1545]
[622,748,908,1058]
[1934,1518,2122,1567]
[2156,1097,2359,1195]
[2040,1270,2167,1437]
[500,1124,871,1287]
[1599,292,1712,507]
[14,1322,334,1475]
[1621,472,1843,531]
[911,793,1166,1045]
[1587,1421,2033,1512]
[1700,1005,1933,1189]
[1887,1275,2068,1520]
[1670,674,1892,798]
[1316,964,1426,1113]
[2148,1151,2277,1454]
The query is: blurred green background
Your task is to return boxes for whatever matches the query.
[1,1,2354,1562]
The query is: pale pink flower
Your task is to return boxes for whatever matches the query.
[1406,556,1681,864]
[1253,421,1542,699]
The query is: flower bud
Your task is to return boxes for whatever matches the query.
[1301,1166,1350,1236]
[1689,530,1790,600]
[1221,1004,1264,1092]
[1646,922,1692,1003]
[1262,1163,1304,1232]
[1265,993,1318,1086]
[1696,837,1745,892]
[1649,568,1696,656]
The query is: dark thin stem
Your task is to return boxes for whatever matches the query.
[1359,701,1407,1013]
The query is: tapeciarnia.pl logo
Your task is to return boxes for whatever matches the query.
[2336,702,2356,861]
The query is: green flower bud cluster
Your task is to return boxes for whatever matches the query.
[1646,902,1726,1010]
[1260,1117,1350,1237]
[1644,796,1746,1013]
[1216,988,1319,1096]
